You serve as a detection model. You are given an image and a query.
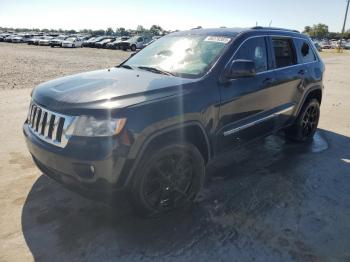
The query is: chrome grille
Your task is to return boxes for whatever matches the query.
[27,101,75,148]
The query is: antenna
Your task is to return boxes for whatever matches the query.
[269,20,272,27]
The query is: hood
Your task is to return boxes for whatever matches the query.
[32,68,195,113]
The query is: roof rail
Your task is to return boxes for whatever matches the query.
[251,26,300,33]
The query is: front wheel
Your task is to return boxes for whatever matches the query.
[130,143,205,217]
[285,99,320,142]
[130,44,136,51]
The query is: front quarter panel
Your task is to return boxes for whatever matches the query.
[121,79,220,160]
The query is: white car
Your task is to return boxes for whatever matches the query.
[11,36,24,43]
[38,36,54,46]
[61,37,83,48]
[119,36,152,51]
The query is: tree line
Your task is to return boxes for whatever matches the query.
[303,23,350,39]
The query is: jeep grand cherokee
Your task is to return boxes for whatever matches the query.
[23,27,324,216]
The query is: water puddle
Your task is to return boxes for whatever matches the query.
[309,131,328,153]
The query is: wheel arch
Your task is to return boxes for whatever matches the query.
[123,122,211,187]
[295,86,323,116]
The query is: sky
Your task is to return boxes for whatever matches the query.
[0,0,349,32]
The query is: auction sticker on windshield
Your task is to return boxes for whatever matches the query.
[204,36,231,44]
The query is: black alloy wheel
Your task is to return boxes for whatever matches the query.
[130,143,205,217]
[285,99,320,142]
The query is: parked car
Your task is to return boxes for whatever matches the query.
[84,36,110,47]
[61,37,83,48]
[21,35,34,43]
[4,35,16,42]
[23,27,324,217]
[344,42,350,50]
[320,41,332,49]
[11,35,25,43]
[82,37,96,47]
[94,37,115,48]
[105,36,130,49]
[314,42,322,52]
[26,35,42,45]
[39,36,54,46]
[119,35,152,51]
[0,33,10,42]
[50,35,67,47]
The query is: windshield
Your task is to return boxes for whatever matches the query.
[123,35,231,78]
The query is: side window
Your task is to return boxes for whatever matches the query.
[298,40,316,63]
[272,38,296,68]
[234,37,268,73]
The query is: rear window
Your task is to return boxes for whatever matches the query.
[272,38,297,68]
[295,39,317,63]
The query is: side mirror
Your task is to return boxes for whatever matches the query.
[224,59,256,80]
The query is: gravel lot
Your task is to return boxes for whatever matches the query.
[0,43,130,90]
[0,43,350,261]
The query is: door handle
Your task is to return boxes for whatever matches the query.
[298,69,306,75]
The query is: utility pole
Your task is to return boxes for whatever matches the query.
[339,0,350,52]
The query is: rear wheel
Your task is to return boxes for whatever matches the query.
[285,99,320,142]
[130,143,205,217]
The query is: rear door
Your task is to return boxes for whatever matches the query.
[269,37,304,128]
[293,38,320,88]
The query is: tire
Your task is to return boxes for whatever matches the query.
[130,143,205,217]
[72,44,75,48]
[130,44,136,51]
[285,99,320,142]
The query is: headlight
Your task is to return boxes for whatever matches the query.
[66,116,127,137]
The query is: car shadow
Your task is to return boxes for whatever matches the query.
[21,129,350,261]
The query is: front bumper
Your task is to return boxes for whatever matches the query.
[23,122,133,200]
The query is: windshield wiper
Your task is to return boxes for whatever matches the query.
[137,66,174,76]
[119,64,133,70]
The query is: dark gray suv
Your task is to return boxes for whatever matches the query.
[23,27,324,216]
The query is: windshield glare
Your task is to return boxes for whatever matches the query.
[124,35,231,78]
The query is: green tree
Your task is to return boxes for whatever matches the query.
[149,25,163,36]
[116,27,128,36]
[136,25,146,34]
[303,26,311,34]
[303,23,329,39]
[92,29,105,36]
[67,29,77,34]
[106,27,114,35]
